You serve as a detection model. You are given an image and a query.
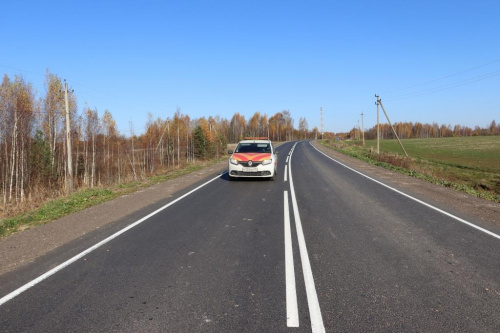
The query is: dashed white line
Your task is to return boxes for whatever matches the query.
[284,191,299,327]
[284,165,288,182]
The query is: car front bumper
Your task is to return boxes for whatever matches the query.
[228,162,275,178]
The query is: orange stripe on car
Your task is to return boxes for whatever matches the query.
[232,153,271,162]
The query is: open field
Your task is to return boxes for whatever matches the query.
[323,136,500,201]
[361,136,500,171]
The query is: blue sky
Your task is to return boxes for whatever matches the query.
[1,0,499,135]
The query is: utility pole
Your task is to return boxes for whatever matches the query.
[360,112,365,145]
[375,94,409,157]
[320,107,324,140]
[64,81,74,193]
[375,95,380,154]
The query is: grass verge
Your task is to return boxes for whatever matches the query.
[318,139,500,203]
[0,158,225,238]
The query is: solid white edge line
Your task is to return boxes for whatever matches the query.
[284,191,299,327]
[309,142,500,241]
[0,173,225,307]
[289,143,326,333]
[284,165,288,182]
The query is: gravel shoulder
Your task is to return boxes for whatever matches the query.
[1,141,499,278]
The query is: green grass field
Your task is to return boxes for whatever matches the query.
[361,136,500,171]
[325,136,500,201]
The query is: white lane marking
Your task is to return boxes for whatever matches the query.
[284,191,299,327]
[284,165,288,182]
[310,142,500,241]
[289,143,326,333]
[0,173,224,307]
[286,156,289,163]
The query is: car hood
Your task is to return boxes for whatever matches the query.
[231,153,272,162]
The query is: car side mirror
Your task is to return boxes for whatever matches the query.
[228,150,233,155]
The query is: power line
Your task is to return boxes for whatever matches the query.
[381,58,500,96]
[385,70,500,101]
[0,63,121,108]
[0,64,46,78]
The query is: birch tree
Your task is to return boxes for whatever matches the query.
[42,71,64,169]
[102,110,116,183]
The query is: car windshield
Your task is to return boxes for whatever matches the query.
[235,143,271,153]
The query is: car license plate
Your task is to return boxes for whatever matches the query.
[242,167,257,172]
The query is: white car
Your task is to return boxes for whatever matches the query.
[228,137,278,181]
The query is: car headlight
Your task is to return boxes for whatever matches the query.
[262,159,272,165]
[229,158,238,165]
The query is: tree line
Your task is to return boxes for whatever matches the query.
[3,70,497,214]
[345,120,500,140]
[0,71,319,213]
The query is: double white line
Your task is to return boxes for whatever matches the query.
[284,143,325,332]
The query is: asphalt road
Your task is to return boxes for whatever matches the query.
[1,141,499,332]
